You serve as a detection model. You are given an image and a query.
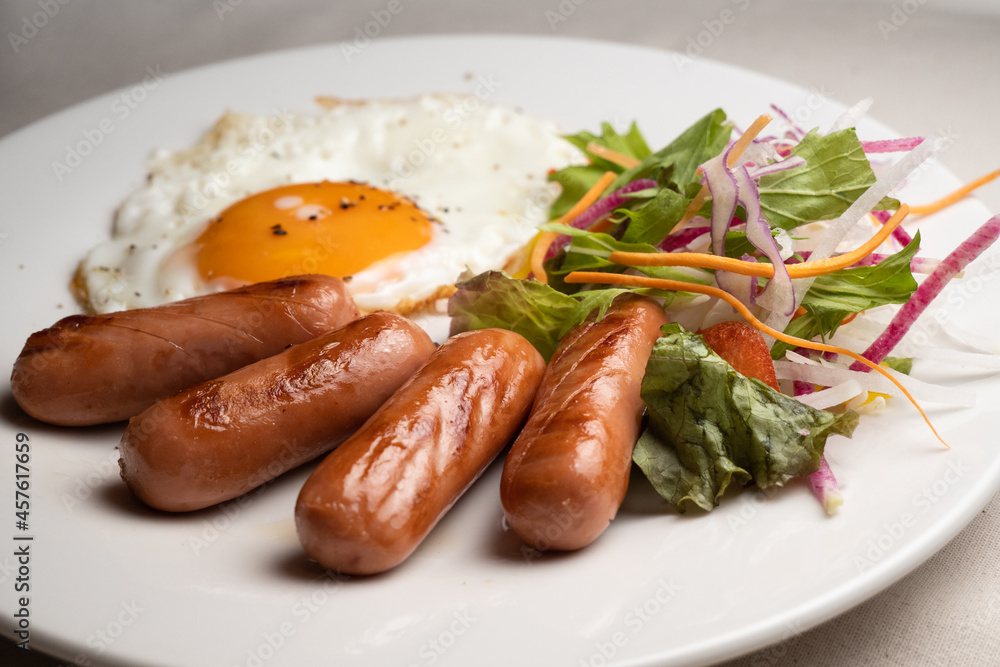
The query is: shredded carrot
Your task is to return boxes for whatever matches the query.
[527,232,559,283]
[908,168,1000,215]
[513,234,544,279]
[676,114,774,228]
[529,171,617,284]
[678,187,710,229]
[586,142,640,169]
[563,270,948,448]
[791,307,860,326]
[587,217,615,234]
[608,205,910,278]
[727,115,774,168]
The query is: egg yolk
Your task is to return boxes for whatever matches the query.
[195,181,434,284]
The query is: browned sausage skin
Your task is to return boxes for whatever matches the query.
[500,295,668,551]
[10,274,359,426]
[295,328,545,576]
[119,312,435,512]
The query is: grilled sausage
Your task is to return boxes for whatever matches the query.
[11,274,358,426]
[295,328,545,575]
[500,296,668,551]
[119,312,435,512]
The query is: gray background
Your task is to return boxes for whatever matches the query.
[2,1,999,665]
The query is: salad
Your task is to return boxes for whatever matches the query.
[449,106,1000,516]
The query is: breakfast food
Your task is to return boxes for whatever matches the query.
[11,84,997,590]
[500,296,668,551]
[11,274,358,426]
[119,312,435,512]
[453,106,998,517]
[295,328,546,575]
[74,94,580,315]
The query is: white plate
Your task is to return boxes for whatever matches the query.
[2,35,998,667]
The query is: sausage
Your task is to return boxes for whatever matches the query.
[699,320,780,391]
[500,295,668,551]
[10,274,359,426]
[295,328,545,575]
[118,312,435,512]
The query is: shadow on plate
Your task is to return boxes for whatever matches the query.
[0,390,126,444]
[617,465,676,517]
[270,546,394,587]
[486,515,586,567]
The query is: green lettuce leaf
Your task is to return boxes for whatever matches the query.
[634,324,859,513]
[559,121,653,166]
[614,108,730,193]
[759,128,899,230]
[772,234,920,358]
[882,356,913,374]
[548,110,730,222]
[448,271,577,360]
[619,185,689,245]
[447,271,633,361]
[547,122,651,220]
[541,224,714,287]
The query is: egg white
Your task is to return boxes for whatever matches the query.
[76,94,582,314]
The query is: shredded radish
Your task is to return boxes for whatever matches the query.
[897,346,1000,370]
[657,227,711,252]
[870,209,914,247]
[850,215,1000,370]
[775,229,795,261]
[809,457,844,516]
[862,137,925,153]
[795,380,863,410]
[827,98,873,133]
[792,380,845,516]
[774,359,976,406]
[792,380,814,396]
[832,317,997,358]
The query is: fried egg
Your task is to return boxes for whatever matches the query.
[75,94,581,314]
